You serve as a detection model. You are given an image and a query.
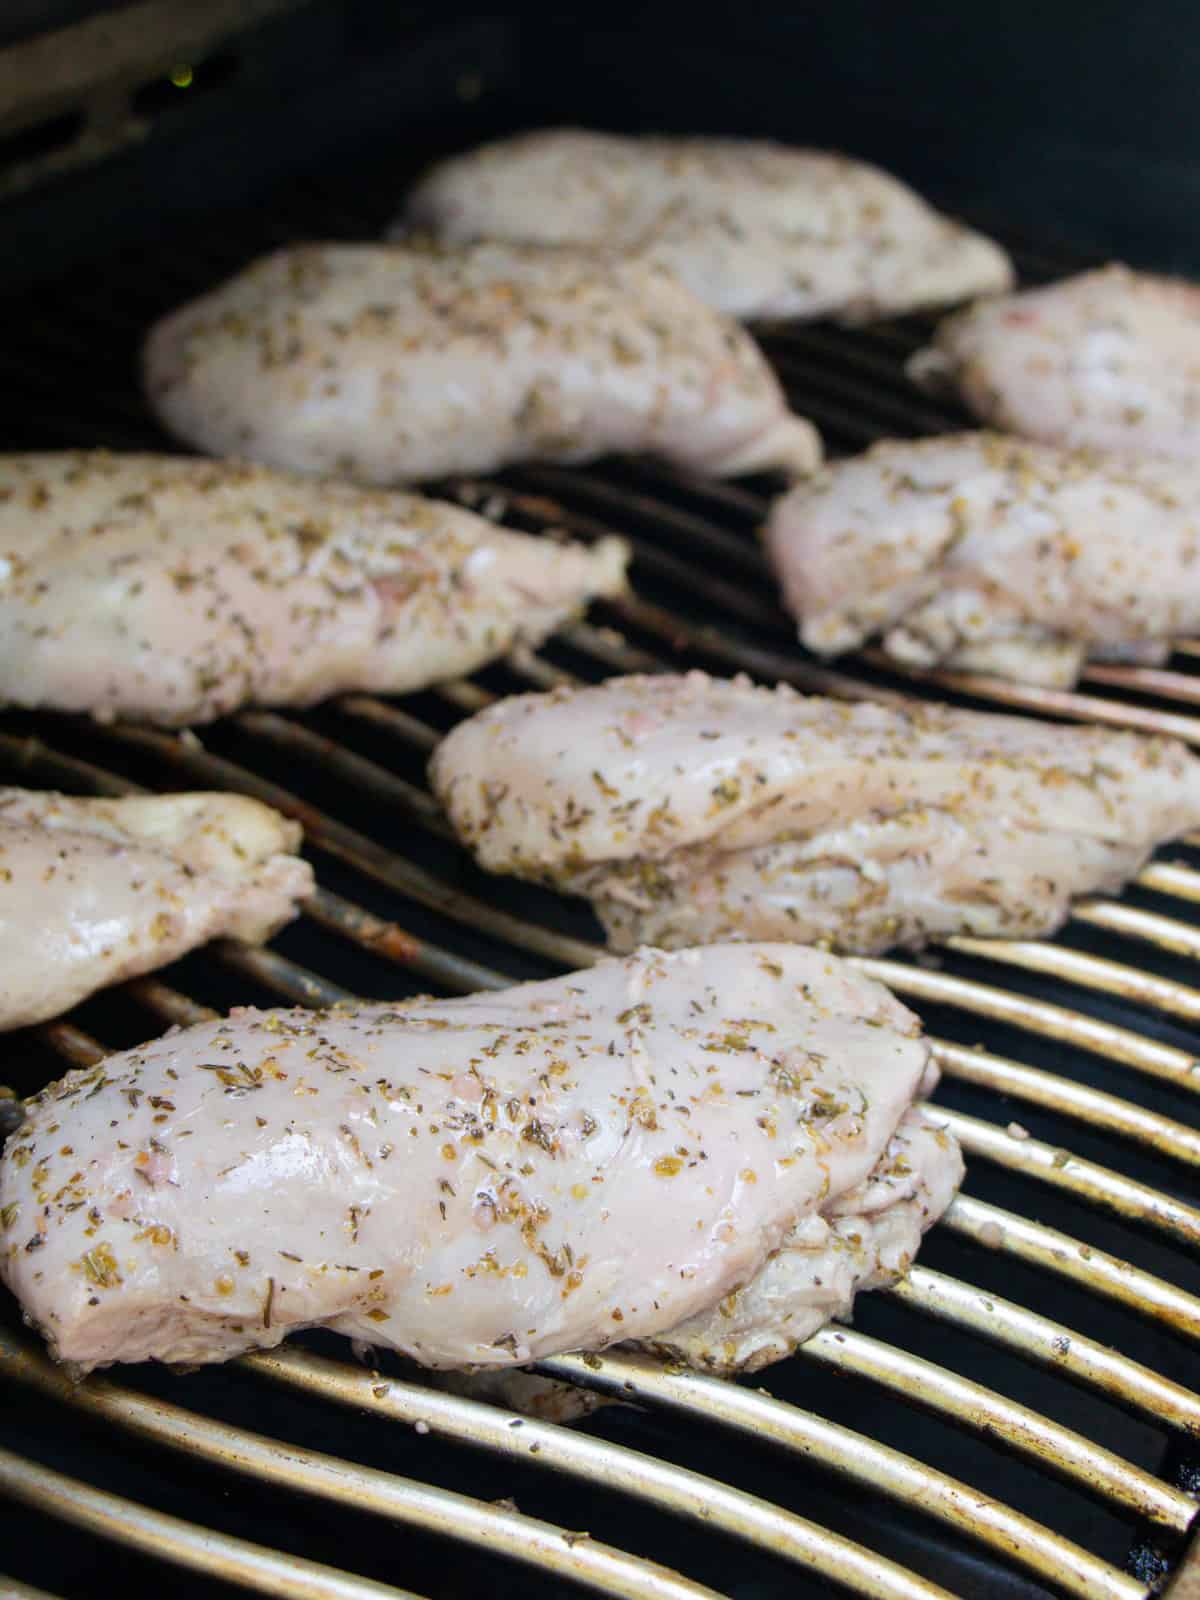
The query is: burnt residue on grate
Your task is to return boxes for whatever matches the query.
[0,164,1199,1600]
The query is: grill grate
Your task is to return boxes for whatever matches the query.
[0,157,1198,1600]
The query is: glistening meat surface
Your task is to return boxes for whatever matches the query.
[398,128,1013,323]
[430,672,1200,954]
[143,241,820,483]
[0,789,313,1030]
[0,453,627,725]
[0,945,957,1374]
[764,432,1200,687]
[914,265,1200,459]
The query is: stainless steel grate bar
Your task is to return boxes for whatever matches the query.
[795,1325,1196,1530]
[0,1330,907,1600]
[0,1444,424,1600]
[0,1578,66,1600]
[862,653,1200,745]
[245,1345,960,1600]
[942,1196,1200,1339]
[943,936,1200,1026]
[929,1040,1200,1166]
[537,1351,1150,1600]
[932,1106,1200,1246]
[249,1344,1147,1600]
[858,958,1200,1093]
[889,1268,1200,1440]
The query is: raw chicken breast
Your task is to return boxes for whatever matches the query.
[398,129,1013,324]
[764,432,1200,687]
[430,672,1200,954]
[915,264,1200,459]
[0,453,627,725]
[653,1106,960,1370]
[0,944,959,1374]
[0,789,312,1030]
[143,241,821,483]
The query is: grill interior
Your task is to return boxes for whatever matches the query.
[1,144,1199,1600]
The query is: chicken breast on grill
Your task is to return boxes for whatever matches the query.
[652,1105,960,1370]
[0,789,312,1031]
[0,944,960,1374]
[764,432,1200,687]
[429,672,1200,954]
[397,128,1013,324]
[143,241,821,483]
[915,265,1200,459]
[0,453,627,725]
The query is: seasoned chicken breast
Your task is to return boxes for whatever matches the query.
[143,241,821,483]
[430,672,1200,954]
[0,789,312,1031]
[764,432,1200,687]
[397,129,1014,324]
[0,944,959,1374]
[0,453,627,725]
[653,1105,960,1371]
[915,265,1200,459]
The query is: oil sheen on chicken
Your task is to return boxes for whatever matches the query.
[398,128,1013,324]
[0,944,960,1374]
[0,453,627,725]
[430,672,1200,954]
[764,432,1200,687]
[913,264,1200,459]
[143,241,821,483]
[0,789,313,1030]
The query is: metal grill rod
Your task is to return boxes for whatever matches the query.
[943,937,1200,1028]
[82,721,604,971]
[933,1106,1200,1247]
[1070,897,1200,964]
[929,1041,1200,1167]
[891,1267,1200,1438]
[0,1578,65,1600]
[862,653,1200,745]
[0,1330,940,1600]
[858,958,1200,1094]
[537,1352,1149,1600]
[513,465,768,579]
[246,1345,1000,1600]
[942,1196,1200,1340]
[1083,663,1200,705]
[35,1021,105,1068]
[249,1345,1156,1600]
[795,1326,1194,1531]
[0,1444,423,1600]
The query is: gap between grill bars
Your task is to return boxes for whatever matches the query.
[1,211,1200,1600]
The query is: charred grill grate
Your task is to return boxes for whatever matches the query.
[0,158,1198,1600]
